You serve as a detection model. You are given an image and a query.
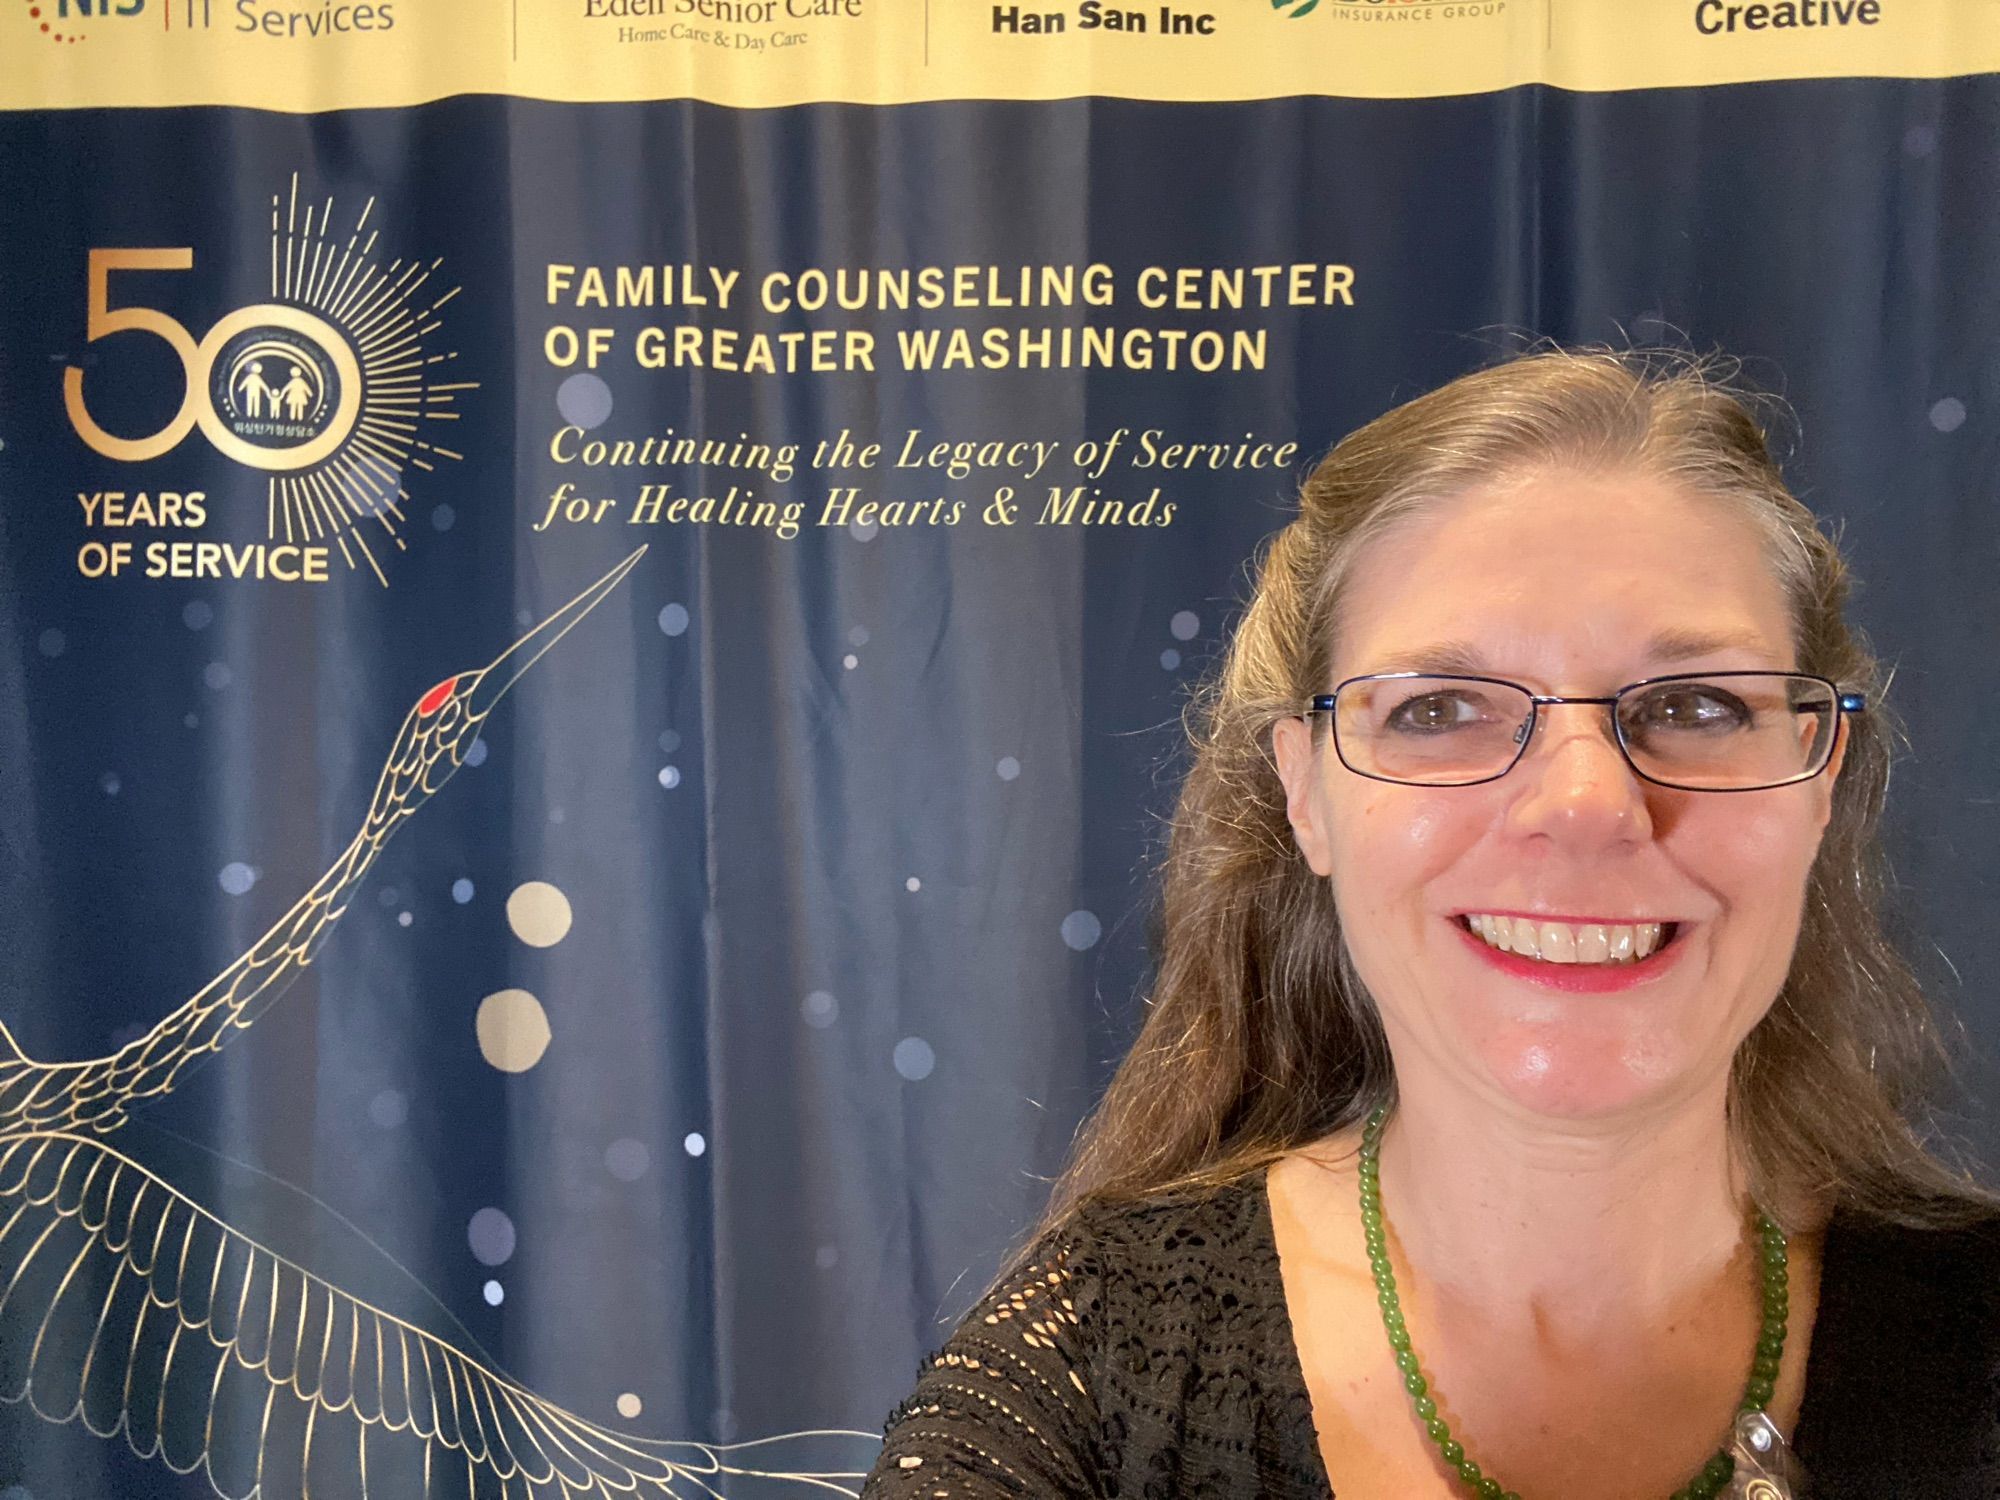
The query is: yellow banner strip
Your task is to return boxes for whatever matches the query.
[3,0,1993,113]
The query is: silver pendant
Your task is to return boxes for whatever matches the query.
[1726,1411,1807,1499]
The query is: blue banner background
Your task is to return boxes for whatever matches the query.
[1,77,1996,1497]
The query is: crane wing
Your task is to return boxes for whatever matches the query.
[0,1131,870,1500]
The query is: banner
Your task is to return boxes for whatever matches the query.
[2,4,1996,1495]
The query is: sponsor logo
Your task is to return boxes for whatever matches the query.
[1266,0,1507,22]
[1693,0,1880,33]
[16,0,391,46]
[991,3,1218,34]
[580,0,861,55]
[61,175,473,587]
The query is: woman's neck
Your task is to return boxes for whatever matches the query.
[1375,1080,1753,1332]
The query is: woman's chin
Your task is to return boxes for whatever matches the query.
[1472,1034,1695,1121]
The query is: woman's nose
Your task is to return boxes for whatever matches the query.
[1504,704,1656,846]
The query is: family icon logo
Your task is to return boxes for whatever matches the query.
[62,174,476,586]
[209,320,353,460]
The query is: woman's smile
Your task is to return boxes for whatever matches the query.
[1458,912,1676,962]
[1448,911,1691,994]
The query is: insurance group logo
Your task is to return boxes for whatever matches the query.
[63,175,473,587]
[17,0,393,47]
[1271,0,1506,20]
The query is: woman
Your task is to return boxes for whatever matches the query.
[861,347,2000,1500]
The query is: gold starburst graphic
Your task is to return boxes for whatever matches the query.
[255,173,477,586]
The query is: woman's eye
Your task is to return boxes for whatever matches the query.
[1386,694,1479,731]
[1629,687,1750,731]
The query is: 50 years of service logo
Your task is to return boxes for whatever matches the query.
[65,173,474,586]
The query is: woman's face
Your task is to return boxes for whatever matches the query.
[1272,470,1842,1124]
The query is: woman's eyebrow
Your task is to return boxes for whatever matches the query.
[1639,626,1786,663]
[1364,640,1490,676]
[1360,627,1781,678]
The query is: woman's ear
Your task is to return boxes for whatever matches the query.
[1815,715,1852,832]
[1271,716,1336,877]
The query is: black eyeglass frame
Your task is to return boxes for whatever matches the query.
[1304,670,1867,793]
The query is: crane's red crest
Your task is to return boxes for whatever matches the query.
[417,676,458,716]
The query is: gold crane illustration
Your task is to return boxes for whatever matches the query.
[0,546,870,1498]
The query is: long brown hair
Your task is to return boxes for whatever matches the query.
[1041,343,1994,1238]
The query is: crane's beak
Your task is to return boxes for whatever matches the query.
[467,546,648,720]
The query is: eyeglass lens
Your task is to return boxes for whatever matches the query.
[1332,675,1838,789]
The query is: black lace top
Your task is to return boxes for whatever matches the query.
[862,1174,2000,1499]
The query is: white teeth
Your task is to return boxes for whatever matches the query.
[1502,916,1537,958]
[1464,914,1672,966]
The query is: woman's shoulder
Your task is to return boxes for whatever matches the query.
[864,1174,1323,1498]
[1059,1172,1283,1290]
[1821,1200,2000,1300]
[1797,1202,2000,1488]
[956,1173,1290,1375]
[1055,1173,1297,1373]
[1813,1200,2000,1357]
[1055,1173,1325,1493]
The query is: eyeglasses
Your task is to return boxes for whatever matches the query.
[1305,671,1865,792]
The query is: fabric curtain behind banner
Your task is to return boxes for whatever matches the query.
[2,7,1998,1496]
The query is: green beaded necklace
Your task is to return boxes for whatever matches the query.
[1357,1106,1789,1500]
